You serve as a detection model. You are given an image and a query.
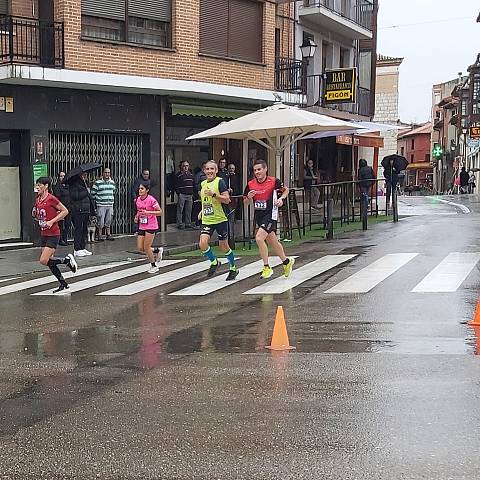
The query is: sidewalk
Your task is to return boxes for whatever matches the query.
[0,226,203,278]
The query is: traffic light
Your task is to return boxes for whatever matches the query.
[432,144,443,158]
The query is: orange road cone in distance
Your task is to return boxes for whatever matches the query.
[266,306,295,351]
[468,300,480,326]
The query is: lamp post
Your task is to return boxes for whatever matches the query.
[299,37,318,102]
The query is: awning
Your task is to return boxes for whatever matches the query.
[171,103,251,119]
[406,162,433,170]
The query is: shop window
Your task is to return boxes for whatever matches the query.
[199,0,263,63]
[81,0,171,48]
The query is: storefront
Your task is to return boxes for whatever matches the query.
[406,162,434,187]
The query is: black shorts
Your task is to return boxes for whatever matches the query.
[40,236,60,249]
[255,214,277,234]
[137,229,157,236]
[200,222,229,241]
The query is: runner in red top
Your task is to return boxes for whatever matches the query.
[33,177,78,294]
[243,159,294,279]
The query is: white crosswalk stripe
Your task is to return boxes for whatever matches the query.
[32,260,185,296]
[243,255,356,295]
[0,262,131,296]
[325,253,418,294]
[412,252,480,293]
[169,257,284,296]
[98,260,213,296]
[0,277,17,284]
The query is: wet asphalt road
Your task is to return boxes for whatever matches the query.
[1,195,480,479]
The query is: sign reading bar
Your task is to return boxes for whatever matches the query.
[324,68,357,104]
[470,122,480,139]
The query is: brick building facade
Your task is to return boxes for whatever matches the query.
[0,0,297,242]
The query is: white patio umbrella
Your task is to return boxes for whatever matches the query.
[186,102,361,177]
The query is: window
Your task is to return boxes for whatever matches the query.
[358,50,371,89]
[0,0,7,15]
[410,154,414,163]
[340,48,349,68]
[200,0,263,63]
[411,138,415,150]
[425,153,430,162]
[81,0,171,48]
[400,146,404,156]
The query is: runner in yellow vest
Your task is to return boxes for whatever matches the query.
[199,160,239,281]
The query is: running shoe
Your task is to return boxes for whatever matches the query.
[261,266,273,279]
[52,284,70,295]
[283,257,295,278]
[226,267,239,281]
[148,266,160,274]
[74,250,88,257]
[82,249,93,256]
[207,260,220,278]
[65,254,78,274]
[156,247,164,263]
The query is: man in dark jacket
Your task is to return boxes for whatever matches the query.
[384,158,399,206]
[53,171,71,246]
[460,166,469,193]
[358,159,376,197]
[69,173,92,257]
[131,169,153,203]
[175,161,195,229]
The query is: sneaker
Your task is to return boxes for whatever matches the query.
[156,247,164,263]
[65,254,78,274]
[148,266,159,274]
[106,236,115,241]
[52,284,70,295]
[261,266,274,279]
[283,257,295,278]
[226,267,239,281]
[74,250,88,257]
[82,249,93,256]
[207,260,220,278]
[177,224,185,230]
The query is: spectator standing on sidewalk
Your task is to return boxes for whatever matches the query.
[460,166,469,194]
[91,167,116,241]
[357,159,376,198]
[469,170,476,193]
[131,169,152,204]
[175,161,195,229]
[53,171,71,246]
[304,159,320,209]
[69,173,93,257]
[218,157,229,184]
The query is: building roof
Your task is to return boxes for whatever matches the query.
[377,54,404,66]
[398,122,432,138]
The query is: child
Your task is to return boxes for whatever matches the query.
[33,177,78,294]
[135,182,163,274]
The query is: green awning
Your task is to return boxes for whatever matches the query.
[171,103,250,119]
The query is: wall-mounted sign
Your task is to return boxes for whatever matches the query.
[470,122,480,139]
[5,97,13,113]
[33,163,48,189]
[324,68,357,104]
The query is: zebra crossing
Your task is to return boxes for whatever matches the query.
[1,252,480,298]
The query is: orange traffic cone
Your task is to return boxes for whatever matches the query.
[266,306,295,351]
[468,300,480,326]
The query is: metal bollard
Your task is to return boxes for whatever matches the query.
[392,189,399,223]
[326,198,334,239]
[361,194,368,231]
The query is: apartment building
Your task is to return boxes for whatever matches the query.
[0,0,296,242]
[274,0,379,183]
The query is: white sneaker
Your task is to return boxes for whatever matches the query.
[82,249,93,256]
[74,250,88,257]
[148,266,160,274]
[156,247,164,263]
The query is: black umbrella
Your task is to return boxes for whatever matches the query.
[381,154,408,172]
[64,162,102,183]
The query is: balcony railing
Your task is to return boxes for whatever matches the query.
[0,16,64,68]
[302,0,374,31]
[275,57,307,95]
[275,62,372,116]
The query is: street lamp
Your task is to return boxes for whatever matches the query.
[300,37,317,63]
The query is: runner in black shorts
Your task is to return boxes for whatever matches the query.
[33,177,78,294]
[243,160,294,279]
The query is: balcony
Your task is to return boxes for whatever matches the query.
[275,60,372,117]
[0,16,64,68]
[299,0,374,40]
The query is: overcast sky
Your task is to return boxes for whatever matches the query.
[377,0,480,124]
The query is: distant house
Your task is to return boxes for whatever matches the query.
[397,123,433,187]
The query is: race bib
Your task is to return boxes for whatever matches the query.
[203,203,214,216]
[139,216,148,224]
[254,200,267,210]
[39,220,48,229]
